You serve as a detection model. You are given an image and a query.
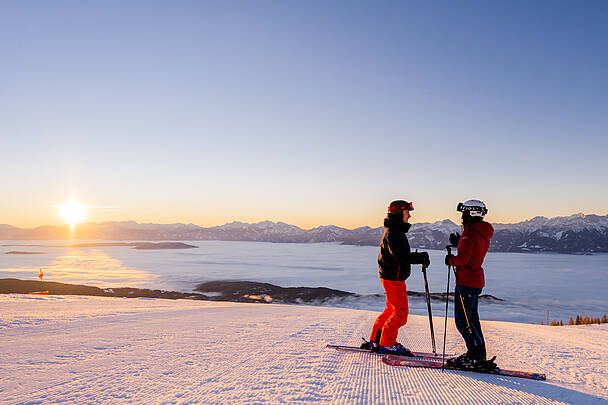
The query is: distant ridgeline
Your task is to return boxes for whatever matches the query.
[1,213,608,253]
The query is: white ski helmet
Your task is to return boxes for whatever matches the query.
[457,199,488,217]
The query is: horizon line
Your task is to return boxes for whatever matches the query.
[2,212,606,232]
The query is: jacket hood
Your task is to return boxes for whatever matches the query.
[384,216,412,232]
[467,221,494,240]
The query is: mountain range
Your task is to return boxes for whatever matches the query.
[2,213,608,253]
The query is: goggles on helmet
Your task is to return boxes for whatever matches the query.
[456,202,488,215]
[388,201,414,212]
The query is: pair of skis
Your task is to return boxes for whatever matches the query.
[327,345,546,381]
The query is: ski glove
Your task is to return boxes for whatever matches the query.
[416,251,430,267]
[445,254,454,266]
[449,232,461,247]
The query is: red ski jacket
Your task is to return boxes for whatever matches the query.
[448,221,494,289]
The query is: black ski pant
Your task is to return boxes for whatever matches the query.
[454,284,486,360]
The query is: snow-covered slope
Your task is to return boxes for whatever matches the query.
[1,295,606,404]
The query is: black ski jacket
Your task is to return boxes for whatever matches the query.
[377,217,426,281]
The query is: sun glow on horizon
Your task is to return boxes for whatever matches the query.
[57,199,88,228]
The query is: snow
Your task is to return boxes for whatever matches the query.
[1,294,607,404]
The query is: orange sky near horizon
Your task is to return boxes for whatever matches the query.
[2,203,605,230]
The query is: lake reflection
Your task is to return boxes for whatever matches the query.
[1,248,155,288]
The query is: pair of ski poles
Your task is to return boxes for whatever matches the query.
[440,245,474,371]
[423,245,472,371]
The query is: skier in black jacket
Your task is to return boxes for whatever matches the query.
[362,200,430,355]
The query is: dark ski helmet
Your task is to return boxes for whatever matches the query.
[457,200,488,217]
[388,200,414,214]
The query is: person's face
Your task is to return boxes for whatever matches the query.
[403,210,411,223]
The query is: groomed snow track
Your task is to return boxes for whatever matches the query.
[1,295,606,404]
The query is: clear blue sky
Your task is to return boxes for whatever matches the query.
[1,1,606,228]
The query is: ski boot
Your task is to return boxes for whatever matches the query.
[359,338,378,351]
[446,353,476,369]
[447,353,498,371]
[472,356,498,371]
[377,342,413,356]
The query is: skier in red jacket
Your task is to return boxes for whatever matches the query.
[445,200,494,369]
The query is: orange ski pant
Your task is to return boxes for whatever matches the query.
[370,279,409,347]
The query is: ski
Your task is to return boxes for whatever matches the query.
[382,356,547,381]
[326,344,445,360]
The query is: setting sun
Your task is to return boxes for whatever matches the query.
[58,200,88,227]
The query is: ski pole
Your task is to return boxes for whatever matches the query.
[421,263,436,355]
[442,245,451,371]
[457,285,473,334]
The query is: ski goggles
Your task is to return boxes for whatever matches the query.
[457,202,488,215]
[388,201,414,212]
